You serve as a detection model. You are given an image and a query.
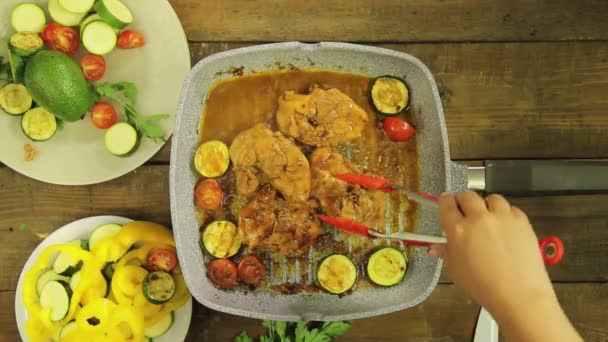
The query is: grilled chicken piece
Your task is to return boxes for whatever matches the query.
[276,87,369,146]
[310,147,387,231]
[238,185,322,256]
[230,123,311,203]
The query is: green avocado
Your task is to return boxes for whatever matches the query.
[24,51,94,122]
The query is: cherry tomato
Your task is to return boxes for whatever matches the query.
[41,23,62,45]
[539,236,565,266]
[80,54,106,81]
[91,102,118,129]
[207,259,238,289]
[117,30,145,49]
[383,117,415,142]
[195,179,223,210]
[48,26,80,56]
[146,249,178,272]
[238,255,267,287]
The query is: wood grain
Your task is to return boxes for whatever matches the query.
[168,0,608,42]
[0,165,171,291]
[1,165,607,290]
[151,41,608,162]
[4,283,607,341]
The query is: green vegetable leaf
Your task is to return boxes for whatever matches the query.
[94,82,168,142]
[18,223,27,231]
[312,321,352,342]
[236,331,253,342]
[113,81,138,105]
[294,322,309,342]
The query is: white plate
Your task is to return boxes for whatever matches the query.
[15,216,193,342]
[0,0,190,185]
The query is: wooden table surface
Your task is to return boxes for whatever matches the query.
[2,1,608,341]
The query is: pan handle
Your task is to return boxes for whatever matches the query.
[467,160,608,196]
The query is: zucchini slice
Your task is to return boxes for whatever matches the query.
[36,270,69,296]
[201,220,242,258]
[88,223,122,251]
[59,0,95,14]
[366,247,407,286]
[370,76,410,115]
[194,140,230,178]
[21,107,57,142]
[143,271,176,305]
[104,123,139,156]
[39,280,72,322]
[58,321,78,339]
[316,254,357,294]
[94,0,134,29]
[10,32,44,57]
[0,84,32,115]
[144,311,174,338]
[82,21,118,55]
[52,240,83,276]
[8,48,25,84]
[48,0,86,27]
[11,3,46,33]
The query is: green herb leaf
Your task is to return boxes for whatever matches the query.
[236,331,253,342]
[294,322,309,342]
[18,223,27,231]
[94,82,168,142]
[113,81,138,105]
[311,321,352,342]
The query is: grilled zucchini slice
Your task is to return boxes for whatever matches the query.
[366,247,407,286]
[194,140,230,178]
[201,220,241,258]
[370,76,410,115]
[316,254,357,294]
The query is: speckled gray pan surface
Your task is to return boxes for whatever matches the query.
[170,42,468,321]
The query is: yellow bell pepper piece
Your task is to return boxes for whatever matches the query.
[92,221,175,263]
[23,244,100,341]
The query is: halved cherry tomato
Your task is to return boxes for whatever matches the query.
[207,259,238,289]
[539,236,565,266]
[146,249,178,272]
[237,255,267,287]
[80,54,106,81]
[383,117,415,142]
[91,102,118,129]
[49,26,80,56]
[117,30,145,49]
[195,179,223,210]
[41,22,62,45]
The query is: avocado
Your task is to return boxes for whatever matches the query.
[24,51,94,122]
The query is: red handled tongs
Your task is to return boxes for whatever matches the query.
[318,173,565,265]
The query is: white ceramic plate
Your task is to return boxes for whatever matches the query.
[15,216,193,342]
[0,0,190,185]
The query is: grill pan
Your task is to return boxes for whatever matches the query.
[170,42,469,321]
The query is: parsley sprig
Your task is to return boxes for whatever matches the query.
[94,82,169,142]
[236,320,352,342]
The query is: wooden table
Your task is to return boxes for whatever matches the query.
[2,1,608,340]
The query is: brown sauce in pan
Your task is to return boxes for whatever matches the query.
[197,69,419,294]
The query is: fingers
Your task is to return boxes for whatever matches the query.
[439,193,463,234]
[427,244,447,259]
[455,192,487,216]
[485,194,511,213]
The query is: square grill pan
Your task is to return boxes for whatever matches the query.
[170,42,468,321]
